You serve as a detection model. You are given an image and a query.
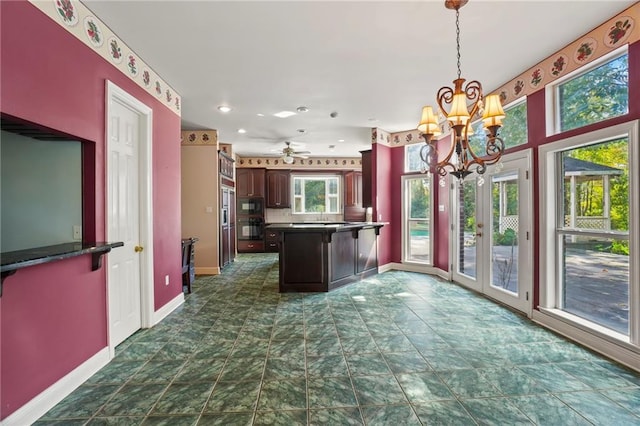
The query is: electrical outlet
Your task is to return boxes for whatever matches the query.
[165,275,170,286]
[73,225,82,240]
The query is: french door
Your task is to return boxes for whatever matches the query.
[452,150,533,315]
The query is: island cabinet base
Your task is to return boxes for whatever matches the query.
[276,224,382,292]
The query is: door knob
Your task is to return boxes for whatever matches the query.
[135,245,144,252]
[476,233,483,237]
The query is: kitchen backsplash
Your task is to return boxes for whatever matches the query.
[265,208,343,223]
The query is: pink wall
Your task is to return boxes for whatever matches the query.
[0,1,182,418]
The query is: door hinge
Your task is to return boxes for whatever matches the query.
[526,231,529,240]
[451,223,455,231]
[450,264,454,271]
[526,291,529,301]
[525,170,529,180]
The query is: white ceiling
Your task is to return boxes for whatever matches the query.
[84,0,635,158]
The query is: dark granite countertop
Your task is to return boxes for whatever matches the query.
[1,241,124,272]
[265,222,385,232]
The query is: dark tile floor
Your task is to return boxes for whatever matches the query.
[36,254,640,425]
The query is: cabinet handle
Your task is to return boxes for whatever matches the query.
[248,244,254,248]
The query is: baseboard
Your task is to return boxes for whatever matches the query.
[152,292,185,325]
[1,347,110,426]
[379,262,450,281]
[532,309,640,373]
[195,266,219,275]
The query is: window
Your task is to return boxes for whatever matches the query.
[553,50,628,133]
[539,121,638,347]
[292,175,340,214]
[468,100,528,154]
[402,176,432,264]
[405,143,426,173]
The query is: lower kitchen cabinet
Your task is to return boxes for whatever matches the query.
[237,240,265,252]
[265,230,279,252]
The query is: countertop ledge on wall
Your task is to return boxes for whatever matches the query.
[0,241,124,296]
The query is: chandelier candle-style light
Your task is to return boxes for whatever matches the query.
[418,0,505,183]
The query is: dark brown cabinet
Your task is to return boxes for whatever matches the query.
[236,168,265,197]
[360,150,372,208]
[237,240,264,252]
[344,170,365,222]
[266,170,290,208]
[265,230,279,252]
[219,151,234,180]
[344,171,362,207]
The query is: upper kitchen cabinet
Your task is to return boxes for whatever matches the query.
[344,171,362,207]
[266,170,290,208]
[219,151,234,182]
[236,168,265,197]
[360,150,372,208]
[344,170,365,222]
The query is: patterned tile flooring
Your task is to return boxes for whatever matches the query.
[36,254,640,425]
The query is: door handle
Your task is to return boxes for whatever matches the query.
[135,245,144,253]
[476,233,482,237]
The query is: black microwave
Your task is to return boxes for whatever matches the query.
[238,197,263,215]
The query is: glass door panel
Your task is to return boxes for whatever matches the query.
[458,180,478,280]
[490,171,519,294]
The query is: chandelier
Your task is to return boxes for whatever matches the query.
[418,0,505,184]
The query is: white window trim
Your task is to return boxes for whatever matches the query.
[538,120,639,355]
[545,45,628,137]
[291,174,341,215]
[401,174,433,266]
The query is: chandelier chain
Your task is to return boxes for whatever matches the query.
[456,8,461,79]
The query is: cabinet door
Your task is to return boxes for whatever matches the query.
[250,169,266,197]
[237,168,265,197]
[266,170,290,208]
[236,169,251,197]
[360,150,372,208]
[344,171,362,207]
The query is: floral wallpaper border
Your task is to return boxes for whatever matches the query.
[30,0,181,116]
[495,3,638,106]
[180,130,218,146]
[236,157,362,170]
[381,3,639,147]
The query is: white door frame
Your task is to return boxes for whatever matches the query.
[106,80,154,357]
[450,149,533,316]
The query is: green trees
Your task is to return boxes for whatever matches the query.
[559,54,628,132]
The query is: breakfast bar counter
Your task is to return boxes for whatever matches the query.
[265,222,385,292]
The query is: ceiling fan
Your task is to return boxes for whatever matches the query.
[273,141,310,164]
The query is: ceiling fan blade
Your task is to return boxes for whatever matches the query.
[293,150,311,155]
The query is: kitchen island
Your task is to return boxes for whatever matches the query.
[265,222,385,292]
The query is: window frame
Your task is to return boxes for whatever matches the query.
[539,120,639,348]
[401,174,434,266]
[291,174,341,215]
[545,46,629,137]
[468,97,528,154]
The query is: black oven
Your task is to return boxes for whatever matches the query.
[238,217,264,241]
[238,197,264,215]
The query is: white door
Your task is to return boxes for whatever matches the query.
[107,97,142,347]
[452,151,533,315]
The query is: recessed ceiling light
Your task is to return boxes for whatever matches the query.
[296,106,309,113]
[237,128,247,134]
[338,139,345,142]
[297,129,306,134]
[217,105,232,113]
[273,111,296,118]
[257,113,265,117]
